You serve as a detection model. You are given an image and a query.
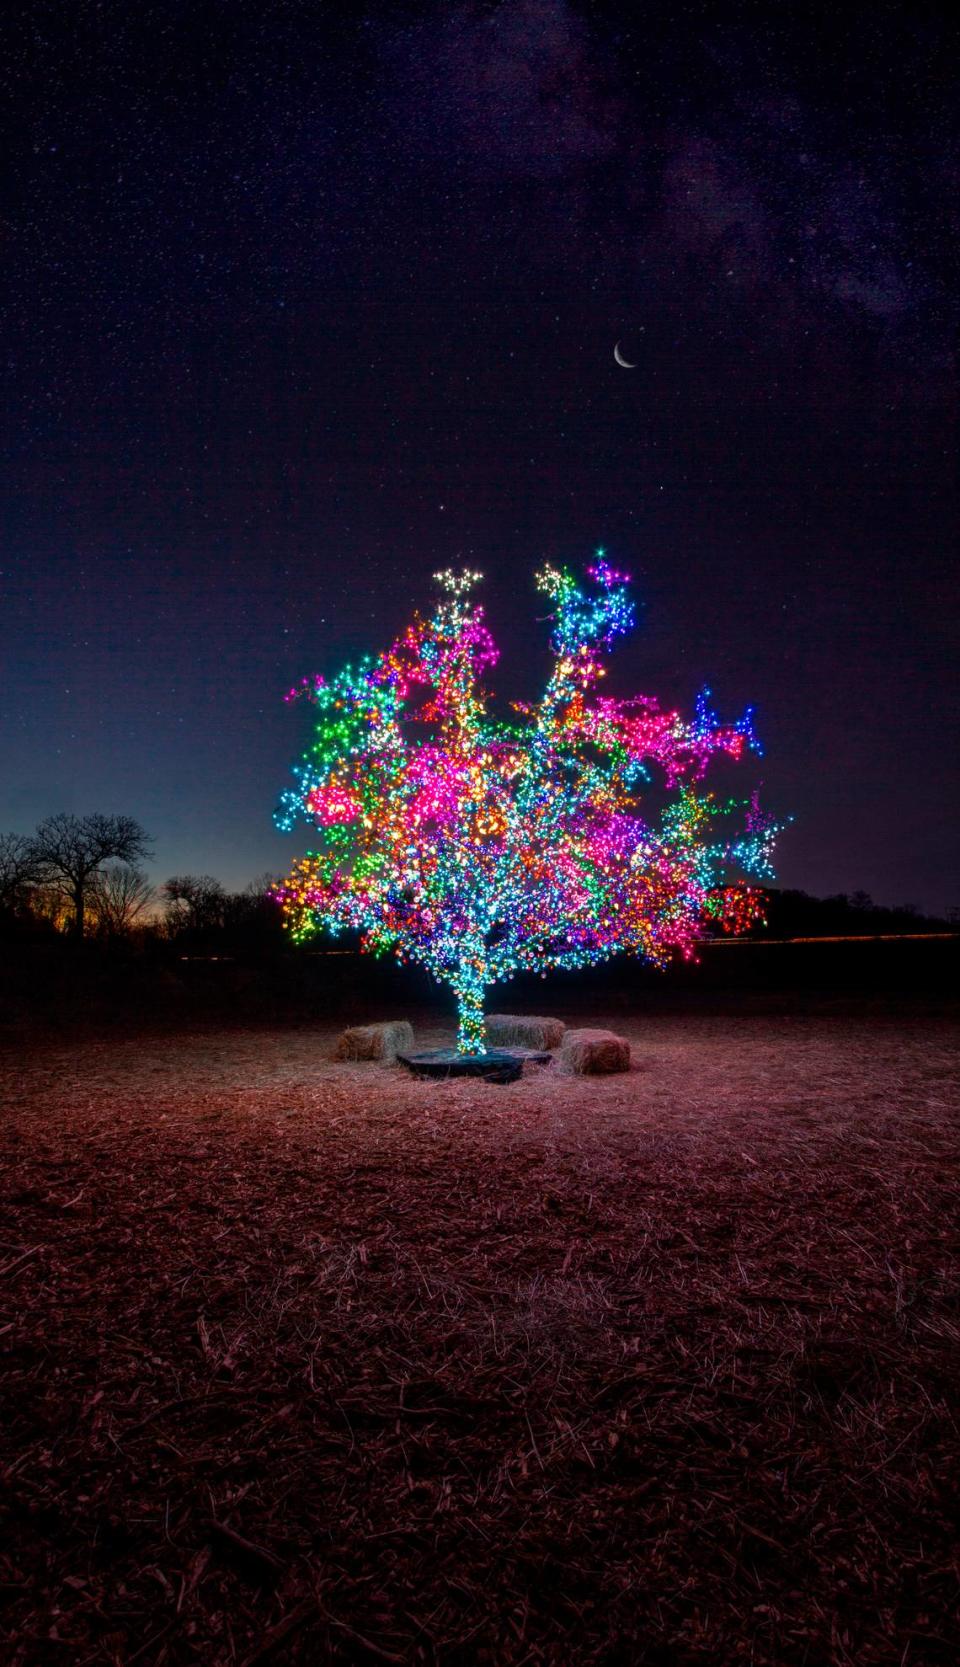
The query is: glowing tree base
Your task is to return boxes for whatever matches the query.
[398,1047,549,1084]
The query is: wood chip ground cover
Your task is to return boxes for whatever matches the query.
[1,1014,959,1665]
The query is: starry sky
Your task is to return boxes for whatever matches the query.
[3,1,957,909]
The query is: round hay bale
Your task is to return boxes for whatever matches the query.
[559,1027,630,1075]
[484,1013,566,1051]
[333,1020,414,1064]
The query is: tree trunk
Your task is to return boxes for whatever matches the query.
[454,984,487,1055]
[72,881,85,940]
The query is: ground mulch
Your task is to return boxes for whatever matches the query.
[1,1013,959,1665]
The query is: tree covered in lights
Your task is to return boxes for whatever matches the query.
[274,558,782,1054]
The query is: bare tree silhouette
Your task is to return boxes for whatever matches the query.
[89,865,156,937]
[30,813,153,939]
[0,832,42,913]
[162,874,227,935]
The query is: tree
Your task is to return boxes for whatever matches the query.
[275,559,783,1053]
[0,832,42,913]
[30,813,153,940]
[245,871,282,901]
[88,865,155,936]
[162,874,226,935]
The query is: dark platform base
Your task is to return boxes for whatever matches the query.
[398,1047,550,1084]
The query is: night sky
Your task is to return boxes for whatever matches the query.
[3,1,957,909]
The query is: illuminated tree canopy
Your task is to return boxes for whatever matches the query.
[275,558,782,1053]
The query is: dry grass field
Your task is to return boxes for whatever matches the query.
[2,1012,959,1665]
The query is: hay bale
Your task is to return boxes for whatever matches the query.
[333,1020,414,1064]
[559,1027,630,1075]
[484,1013,565,1051]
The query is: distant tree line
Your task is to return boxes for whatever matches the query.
[1,812,955,953]
[759,888,957,939]
[0,814,282,950]
[1,814,956,1036]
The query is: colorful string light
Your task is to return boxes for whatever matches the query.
[274,557,783,1053]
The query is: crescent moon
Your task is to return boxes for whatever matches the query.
[614,341,635,368]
